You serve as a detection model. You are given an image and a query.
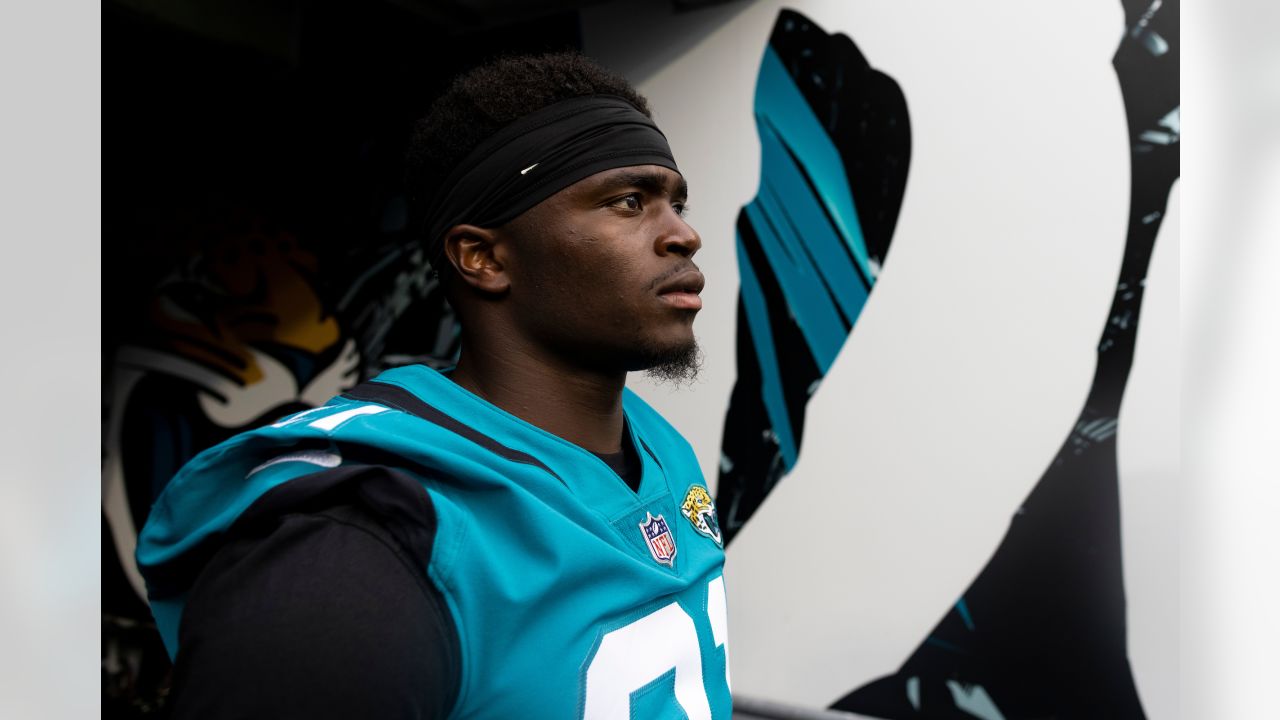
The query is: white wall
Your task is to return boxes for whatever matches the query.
[585,1,1178,716]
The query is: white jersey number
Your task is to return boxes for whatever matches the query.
[582,576,730,720]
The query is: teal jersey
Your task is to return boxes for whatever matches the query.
[138,365,731,719]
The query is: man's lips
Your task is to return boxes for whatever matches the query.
[655,270,705,311]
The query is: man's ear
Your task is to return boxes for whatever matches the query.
[442,224,510,295]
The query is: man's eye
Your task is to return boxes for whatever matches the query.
[673,202,689,217]
[612,194,642,211]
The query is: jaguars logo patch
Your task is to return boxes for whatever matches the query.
[681,485,723,547]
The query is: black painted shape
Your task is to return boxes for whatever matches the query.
[833,2,1178,717]
[717,9,911,544]
[767,10,911,271]
[719,217,822,536]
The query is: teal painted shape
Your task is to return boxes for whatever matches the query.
[758,114,872,306]
[736,232,799,469]
[956,597,976,631]
[744,198,847,373]
[755,46,875,283]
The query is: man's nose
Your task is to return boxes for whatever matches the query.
[656,212,701,258]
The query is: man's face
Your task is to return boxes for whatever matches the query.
[498,164,703,376]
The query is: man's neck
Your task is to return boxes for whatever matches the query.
[449,342,627,455]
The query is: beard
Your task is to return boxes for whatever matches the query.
[640,337,703,387]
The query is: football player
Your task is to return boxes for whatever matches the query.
[138,51,731,719]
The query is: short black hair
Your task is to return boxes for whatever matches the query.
[404,52,651,250]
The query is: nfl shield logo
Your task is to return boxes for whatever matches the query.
[639,512,677,567]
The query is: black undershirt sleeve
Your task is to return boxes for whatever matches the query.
[168,468,459,719]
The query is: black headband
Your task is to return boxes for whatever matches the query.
[420,94,679,265]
